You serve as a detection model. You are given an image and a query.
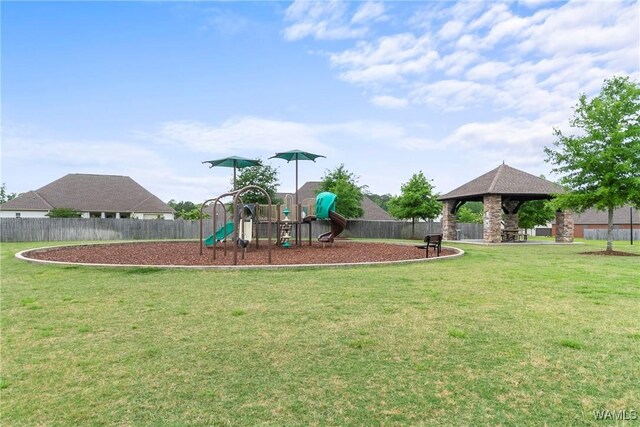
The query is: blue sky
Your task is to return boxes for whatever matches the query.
[2,1,638,203]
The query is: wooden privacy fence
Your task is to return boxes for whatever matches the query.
[584,229,640,241]
[0,218,213,242]
[1,218,483,242]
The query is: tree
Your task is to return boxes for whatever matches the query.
[0,183,17,204]
[457,203,482,224]
[168,200,198,219]
[318,164,364,218]
[235,164,281,204]
[388,171,441,237]
[518,200,556,230]
[544,76,640,252]
[46,207,82,218]
[182,206,209,220]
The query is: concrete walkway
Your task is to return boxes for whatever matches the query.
[450,239,583,245]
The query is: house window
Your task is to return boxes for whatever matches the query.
[15,213,21,218]
[90,212,101,218]
[120,213,130,219]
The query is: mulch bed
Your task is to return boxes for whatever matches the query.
[25,240,457,266]
[580,250,639,257]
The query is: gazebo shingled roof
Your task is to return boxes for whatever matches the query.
[438,164,564,202]
[438,164,574,244]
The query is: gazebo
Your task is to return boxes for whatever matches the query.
[438,164,574,243]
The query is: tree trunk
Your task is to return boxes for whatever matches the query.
[607,206,614,252]
[412,218,416,239]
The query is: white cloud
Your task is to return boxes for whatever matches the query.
[330,33,433,68]
[440,116,558,170]
[482,13,530,47]
[351,1,386,25]
[448,1,486,19]
[284,21,367,42]
[139,116,440,160]
[443,117,553,149]
[3,135,167,170]
[330,33,438,84]
[370,95,408,109]
[438,20,465,40]
[325,120,437,151]
[466,61,511,81]
[410,79,500,111]
[314,0,638,117]
[437,50,480,76]
[518,1,639,55]
[0,132,202,201]
[467,3,511,32]
[283,0,370,41]
[142,117,330,156]
[519,0,559,8]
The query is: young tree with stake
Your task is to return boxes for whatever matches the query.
[545,76,640,252]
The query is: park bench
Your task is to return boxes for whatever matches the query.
[416,234,442,258]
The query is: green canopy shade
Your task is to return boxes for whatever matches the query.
[203,156,261,190]
[270,149,325,163]
[270,149,325,204]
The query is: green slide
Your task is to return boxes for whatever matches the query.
[204,222,234,247]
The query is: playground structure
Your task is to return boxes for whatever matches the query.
[254,192,346,245]
[199,186,347,265]
[199,185,273,265]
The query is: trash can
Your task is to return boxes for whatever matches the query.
[456,229,462,240]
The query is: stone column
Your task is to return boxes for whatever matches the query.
[483,194,502,243]
[441,201,458,240]
[503,200,520,230]
[555,210,574,243]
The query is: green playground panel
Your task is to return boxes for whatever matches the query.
[204,221,234,246]
[315,192,336,219]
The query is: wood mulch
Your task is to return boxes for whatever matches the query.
[25,240,457,266]
[580,250,639,257]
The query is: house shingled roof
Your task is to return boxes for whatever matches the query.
[0,191,53,211]
[438,164,564,201]
[0,174,174,213]
[574,205,639,225]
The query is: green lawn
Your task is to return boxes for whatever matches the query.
[2,239,639,426]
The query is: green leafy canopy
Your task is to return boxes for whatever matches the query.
[457,204,482,224]
[46,207,82,218]
[388,171,441,222]
[235,164,281,205]
[545,75,640,251]
[168,200,198,220]
[0,183,17,204]
[318,164,364,218]
[518,200,556,230]
[545,76,640,212]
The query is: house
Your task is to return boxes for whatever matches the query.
[276,181,392,221]
[552,205,639,238]
[0,174,174,219]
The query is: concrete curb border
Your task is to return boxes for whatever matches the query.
[16,241,465,270]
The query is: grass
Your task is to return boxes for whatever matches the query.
[1,239,639,426]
